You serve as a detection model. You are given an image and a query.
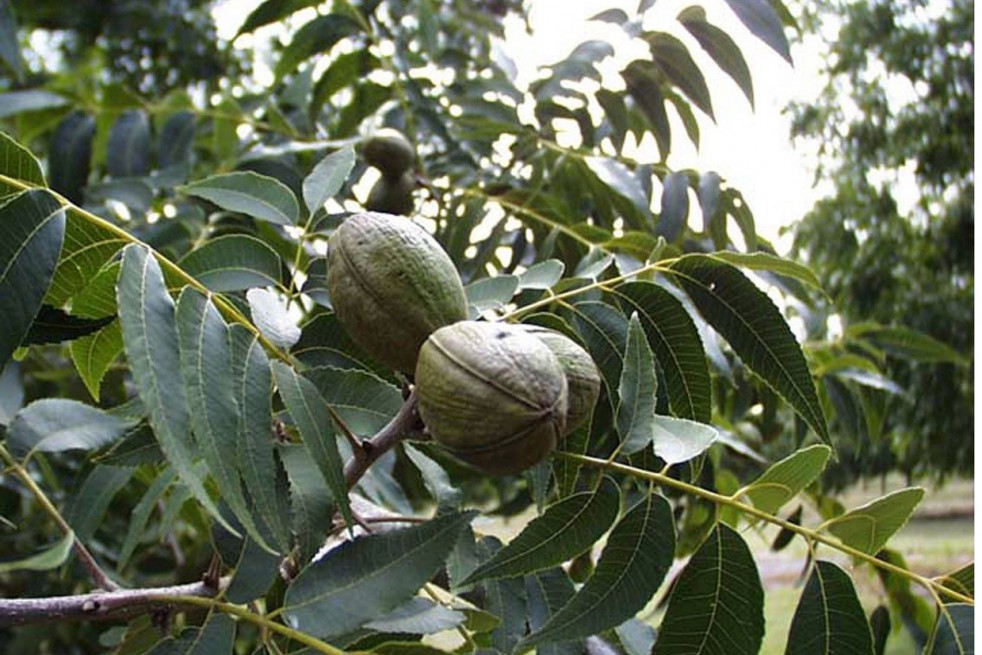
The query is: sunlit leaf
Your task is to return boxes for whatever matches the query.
[0,531,73,574]
[743,445,831,516]
[518,260,565,290]
[366,597,466,634]
[0,190,65,370]
[824,487,924,555]
[651,415,717,465]
[247,288,300,349]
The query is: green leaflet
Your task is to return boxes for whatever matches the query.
[176,288,270,552]
[283,511,474,638]
[520,493,675,650]
[462,477,620,585]
[6,398,135,458]
[70,321,123,401]
[0,189,65,370]
[743,445,831,516]
[0,132,45,196]
[653,523,765,655]
[824,487,924,555]
[247,288,300,349]
[706,251,824,293]
[46,209,127,307]
[785,560,874,655]
[926,604,974,655]
[571,300,628,406]
[117,244,232,534]
[229,324,291,553]
[181,171,299,226]
[302,145,355,214]
[177,234,283,292]
[679,7,754,107]
[616,314,658,454]
[271,361,353,532]
[526,568,581,655]
[303,365,403,435]
[278,443,333,562]
[669,254,831,446]
[0,531,73,574]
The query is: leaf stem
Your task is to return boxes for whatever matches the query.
[556,451,974,606]
[0,444,117,591]
[150,594,347,655]
[500,260,672,321]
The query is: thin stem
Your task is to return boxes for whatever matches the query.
[151,595,347,655]
[0,445,117,591]
[500,260,672,321]
[0,174,296,366]
[556,451,975,606]
[461,188,595,249]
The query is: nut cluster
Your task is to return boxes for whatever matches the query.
[327,211,601,475]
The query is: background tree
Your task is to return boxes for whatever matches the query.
[786,0,973,486]
[0,0,972,653]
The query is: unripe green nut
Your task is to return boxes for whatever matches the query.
[522,326,601,433]
[363,128,416,178]
[415,321,569,475]
[327,211,468,374]
[365,171,415,215]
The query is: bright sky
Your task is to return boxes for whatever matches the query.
[215,0,824,250]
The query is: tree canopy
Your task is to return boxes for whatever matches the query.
[0,0,973,653]
[787,0,973,484]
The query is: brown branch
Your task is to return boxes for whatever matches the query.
[343,389,423,490]
[0,576,229,627]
